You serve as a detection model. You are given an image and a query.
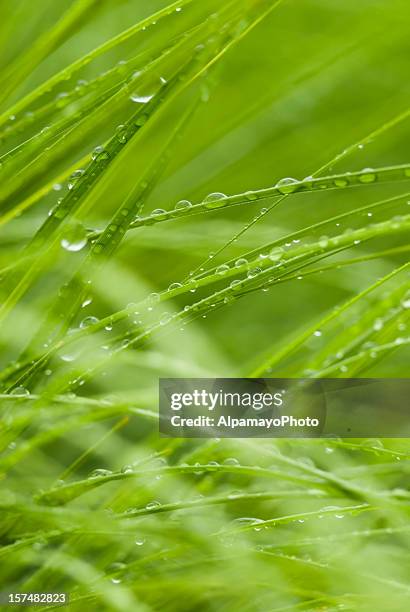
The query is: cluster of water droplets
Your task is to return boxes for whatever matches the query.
[131,168,385,230]
[270,167,382,197]
[144,192,231,226]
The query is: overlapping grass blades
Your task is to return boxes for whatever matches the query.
[0,1,254,325]
[0,0,99,109]
[0,1,409,611]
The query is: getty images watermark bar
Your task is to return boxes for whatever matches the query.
[159,378,410,438]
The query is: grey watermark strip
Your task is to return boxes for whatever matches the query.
[0,593,69,606]
[159,378,410,438]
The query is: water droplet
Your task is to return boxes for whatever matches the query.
[334,178,348,188]
[373,318,384,331]
[70,169,84,180]
[116,124,128,144]
[193,462,204,475]
[92,145,110,161]
[245,191,257,201]
[160,312,172,325]
[235,257,248,268]
[358,168,376,183]
[203,192,228,209]
[151,208,167,220]
[269,247,284,262]
[10,387,29,397]
[89,468,112,478]
[230,279,242,290]
[174,199,192,211]
[318,236,329,249]
[146,500,161,510]
[216,264,230,275]
[168,282,182,291]
[61,224,87,252]
[252,519,265,532]
[121,465,134,474]
[75,79,88,92]
[303,175,314,186]
[148,292,160,305]
[320,505,344,519]
[130,93,154,104]
[60,351,78,362]
[247,267,261,279]
[313,330,322,337]
[233,517,264,531]
[108,562,125,584]
[80,316,99,329]
[401,296,410,309]
[223,457,239,466]
[276,177,299,194]
[135,538,146,546]
[360,438,384,450]
[56,92,69,108]
[135,113,148,127]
